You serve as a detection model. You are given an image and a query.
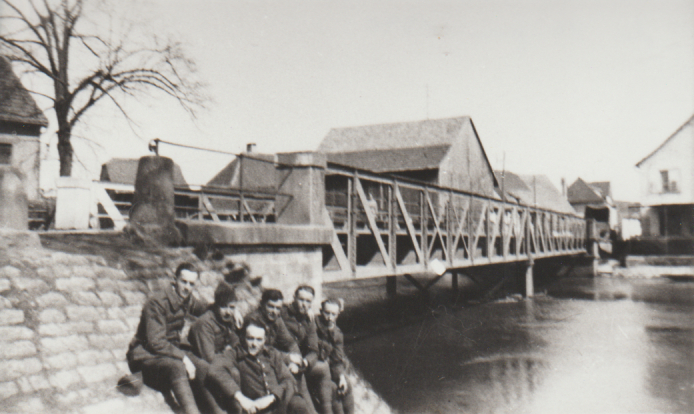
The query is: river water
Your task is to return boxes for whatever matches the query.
[346,276,694,414]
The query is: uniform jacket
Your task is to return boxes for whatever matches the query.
[281,304,319,368]
[188,309,241,363]
[314,316,347,379]
[247,309,300,355]
[127,284,208,370]
[209,344,296,404]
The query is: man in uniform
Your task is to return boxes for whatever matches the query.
[189,281,243,363]
[247,289,302,369]
[207,318,309,414]
[282,286,333,414]
[315,299,354,414]
[126,262,210,414]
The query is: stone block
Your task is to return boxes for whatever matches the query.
[56,277,95,292]
[114,361,130,375]
[70,291,101,306]
[65,305,104,322]
[43,352,78,370]
[121,290,147,306]
[39,321,94,336]
[54,390,80,406]
[88,333,130,350]
[97,291,123,307]
[0,358,42,381]
[71,265,97,279]
[0,326,34,341]
[97,319,129,334]
[36,292,68,308]
[76,349,113,366]
[0,381,19,399]
[126,317,140,329]
[12,277,48,291]
[40,335,89,355]
[0,278,9,292]
[51,252,90,266]
[117,280,148,292]
[0,296,11,309]
[84,255,107,266]
[39,308,66,324]
[111,348,127,361]
[95,267,128,280]
[123,305,143,318]
[28,374,50,391]
[0,340,37,359]
[16,376,32,394]
[0,309,24,325]
[82,398,126,414]
[77,363,117,384]
[48,369,81,390]
[95,278,118,292]
[13,397,45,413]
[106,307,127,320]
[0,265,21,279]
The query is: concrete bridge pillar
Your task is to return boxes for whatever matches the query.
[276,152,326,225]
[525,258,534,298]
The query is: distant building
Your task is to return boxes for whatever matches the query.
[318,116,498,197]
[0,56,48,202]
[207,153,277,191]
[567,178,614,217]
[636,115,694,240]
[100,158,189,188]
[494,170,575,214]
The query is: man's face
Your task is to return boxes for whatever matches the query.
[217,301,238,323]
[294,289,314,316]
[264,299,283,322]
[245,324,266,356]
[321,302,340,329]
[175,269,198,300]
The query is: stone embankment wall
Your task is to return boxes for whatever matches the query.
[0,231,392,414]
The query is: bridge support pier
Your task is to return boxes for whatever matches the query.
[386,276,397,299]
[525,258,534,298]
[451,272,459,296]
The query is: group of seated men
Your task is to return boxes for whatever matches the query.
[126,262,354,414]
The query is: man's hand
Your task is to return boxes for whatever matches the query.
[182,355,196,380]
[338,374,348,396]
[288,362,300,375]
[288,353,303,366]
[235,391,257,414]
[233,309,244,330]
[255,394,276,411]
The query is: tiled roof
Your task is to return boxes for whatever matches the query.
[495,170,575,214]
[636,114,694,167]
[100,158,188,187]
[0,56,48,127]
[326,145,450,172]
[207,154,277,189]
[318,116,471,153]
[567,177,604,204]
[588,181,611,198]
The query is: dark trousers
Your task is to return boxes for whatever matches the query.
[140,352,216,414]
[305,361,334,414]
[331,378,354,414]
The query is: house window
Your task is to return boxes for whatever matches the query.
[660,169,680,193]
[0,143,11,165]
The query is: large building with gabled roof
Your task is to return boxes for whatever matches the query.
[0,56,48,204]
[636,114,694,240]
[318,116,498,197]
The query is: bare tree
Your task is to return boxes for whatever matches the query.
[0,0,206,176]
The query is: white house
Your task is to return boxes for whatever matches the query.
[636,115,694,240]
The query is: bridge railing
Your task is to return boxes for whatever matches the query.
[323,164,587,280]
[95,182,288,229]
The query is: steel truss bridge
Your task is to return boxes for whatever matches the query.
[322,164,587,283]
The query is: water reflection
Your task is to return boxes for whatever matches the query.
[346,276,694,413]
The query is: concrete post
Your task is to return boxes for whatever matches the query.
[128,156,181,245]
[525,259,534,298]
[276,152,326,225]
[0,169,27,229]
[54,177,91,230]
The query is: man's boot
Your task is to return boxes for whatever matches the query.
[171,378,201,414]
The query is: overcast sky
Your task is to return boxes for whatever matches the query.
[36,0,694,201]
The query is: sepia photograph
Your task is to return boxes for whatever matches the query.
[0,0,692,413]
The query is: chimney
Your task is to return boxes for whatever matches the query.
[561,178,566,196]
[246,143,256,153]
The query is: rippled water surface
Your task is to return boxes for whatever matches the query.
[346,276,694,414]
